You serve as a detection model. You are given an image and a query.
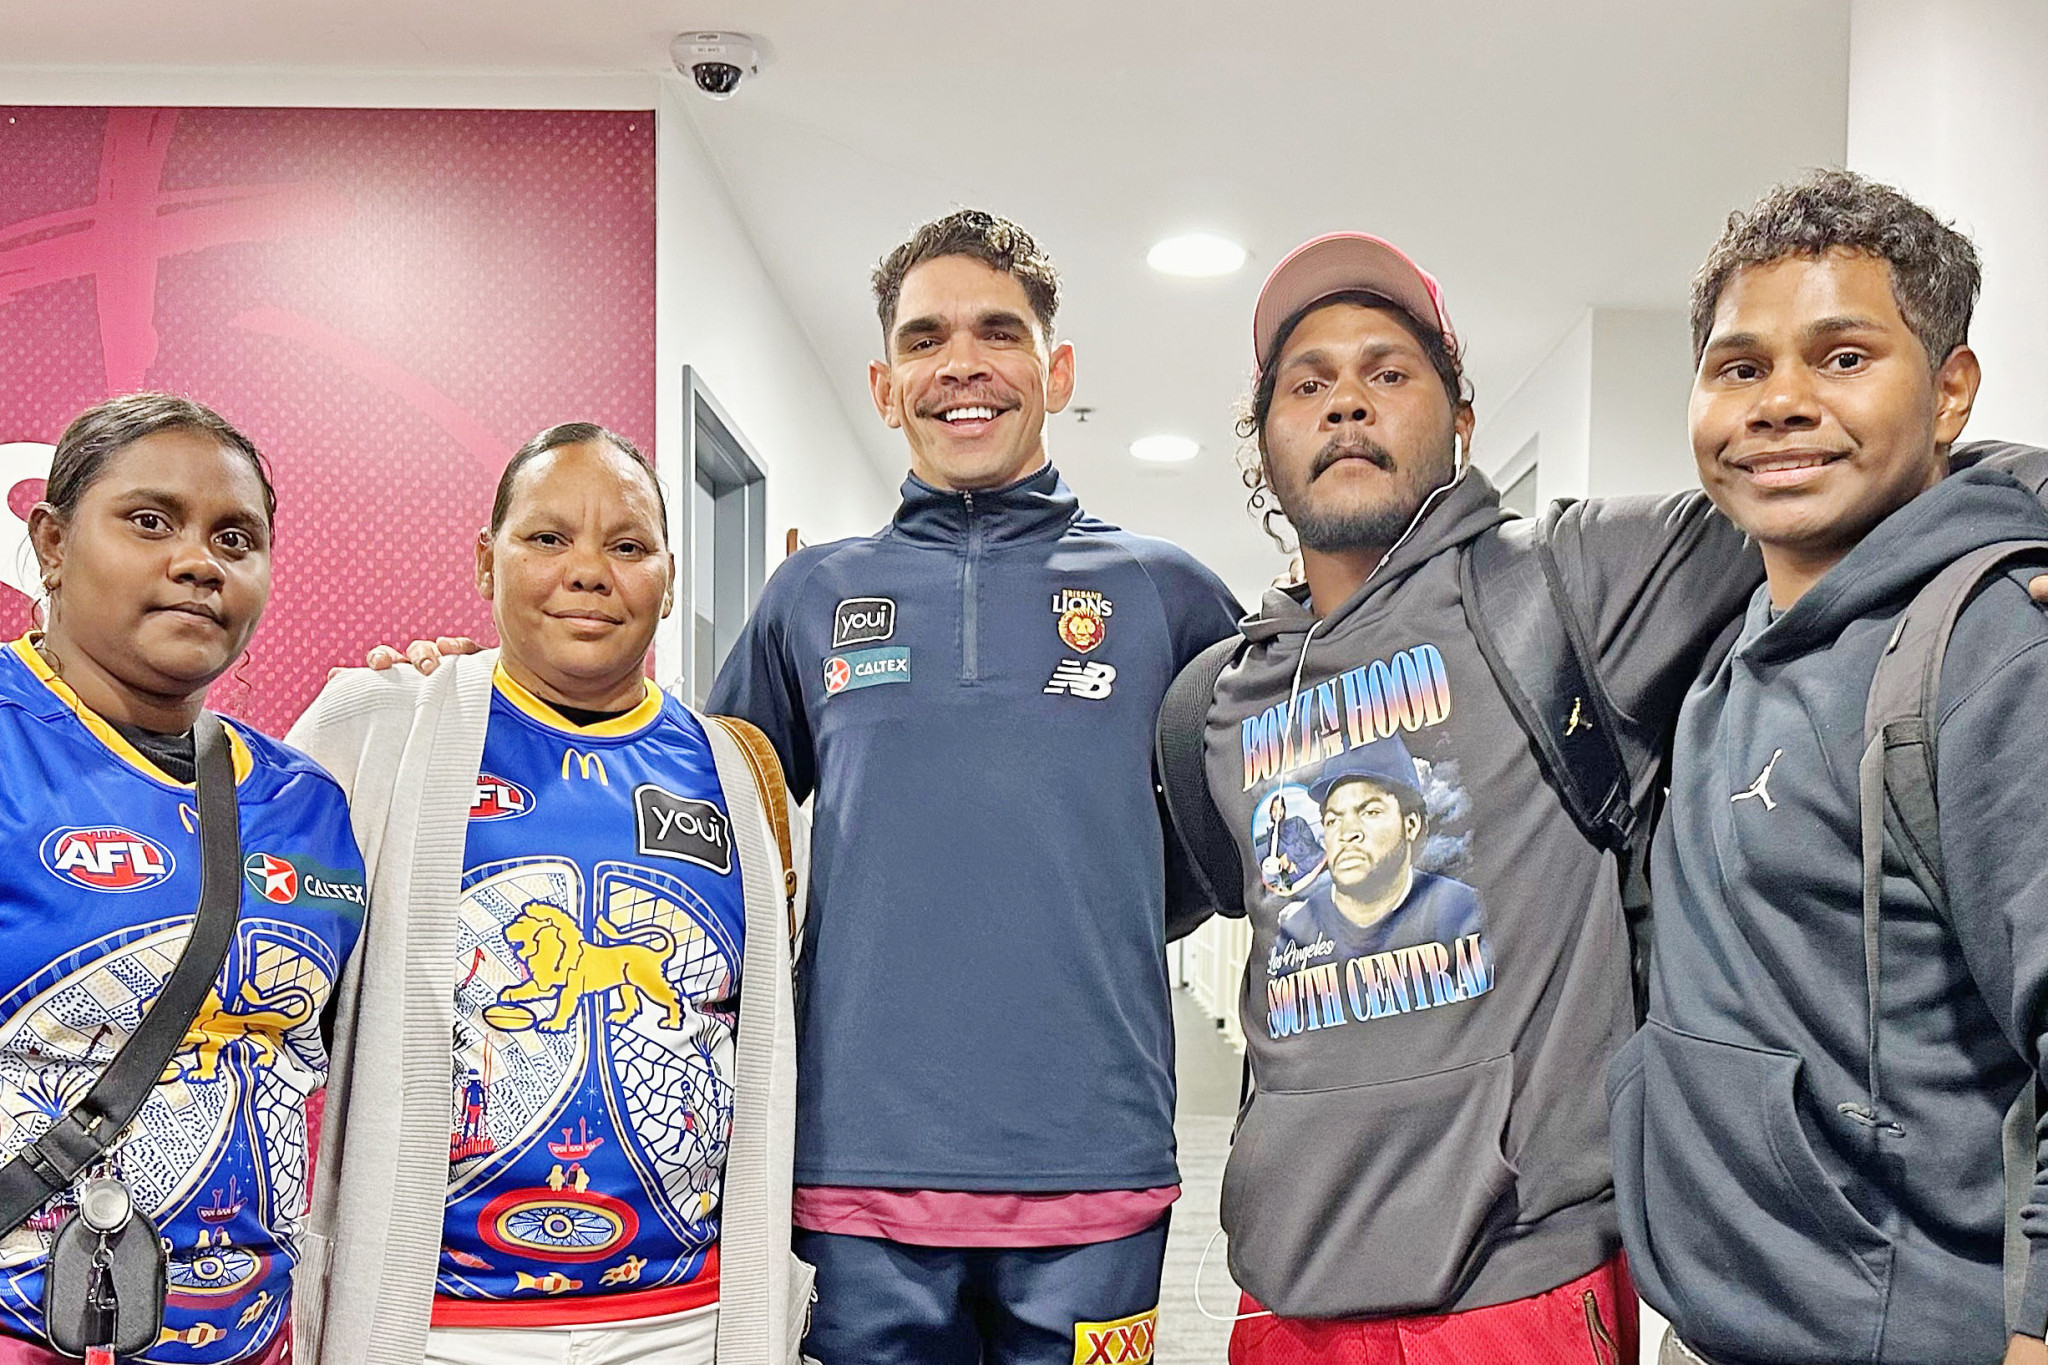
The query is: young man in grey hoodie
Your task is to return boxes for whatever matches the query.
[1610,174,2048,1365]
[1198,228,2048,1362]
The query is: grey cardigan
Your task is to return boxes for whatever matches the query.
[287,652,809,1364]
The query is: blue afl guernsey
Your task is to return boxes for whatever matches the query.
[433,666,744,1327]
[0,637,365,1363]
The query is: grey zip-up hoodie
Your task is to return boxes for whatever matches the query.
[1611,467,2048,1365]
[1202,467,1757,1318]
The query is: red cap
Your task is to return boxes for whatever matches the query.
[1252,232,1455,370]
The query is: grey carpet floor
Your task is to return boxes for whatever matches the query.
[1160,990,1243,1365]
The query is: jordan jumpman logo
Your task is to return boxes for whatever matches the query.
[1731,749,1785,811]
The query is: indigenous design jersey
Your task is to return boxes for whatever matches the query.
[0,637,365,1363]
[434,668,743,1327]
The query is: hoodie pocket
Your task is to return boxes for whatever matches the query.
[1221,1053,1517,1318]
[1609,1021,1892,1363]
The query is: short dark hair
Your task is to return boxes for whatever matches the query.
[489,423,666,539]
[45,392,275,526]
[871,209,1060,346]
[1690,169,1981,368]
[1237,290,1471,454]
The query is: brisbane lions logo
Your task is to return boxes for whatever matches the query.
[491,902,685,1033]
[1052,588,1112,654]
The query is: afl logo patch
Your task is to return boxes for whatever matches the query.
[471,773,534,821]
[243,852,299,904]
[832,597,896,649]
[40,827,176,893]
[1052,588,1112,654]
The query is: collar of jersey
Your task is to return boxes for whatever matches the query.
[492,662,663,738]
[9,634,254,788]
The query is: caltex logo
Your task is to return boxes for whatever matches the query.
[824,656,852,695]
[40,827,176,893]
[243,853,298,904]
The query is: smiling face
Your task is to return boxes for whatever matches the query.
[30,428,272,721]
[479,439,674,709]
[1320,776,1422,896]
[1261,302,1473,555]
[1691,248,1979,603]
[869,254,1076,491]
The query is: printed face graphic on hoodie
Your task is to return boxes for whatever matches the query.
[1321,776,1424,915]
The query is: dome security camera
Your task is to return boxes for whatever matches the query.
[671,32,760,100]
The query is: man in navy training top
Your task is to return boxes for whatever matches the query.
[707,209,1243,1365]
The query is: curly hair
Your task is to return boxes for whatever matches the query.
[871,209,1060,345]
[1691,169,1980,368]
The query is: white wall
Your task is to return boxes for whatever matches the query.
[1587,310,1698,499]
[0,64,898,679]
[1476,307,1697,506]
[1477,311,1592,502]
[1849,0,2048,447]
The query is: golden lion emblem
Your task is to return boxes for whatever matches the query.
[495,902,683,1033]
[172,980,318,1083]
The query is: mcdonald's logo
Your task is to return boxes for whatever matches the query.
[560,749,609,785]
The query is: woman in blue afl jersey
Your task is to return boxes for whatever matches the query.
[0,394,366,1365]
[290,427,803,1365]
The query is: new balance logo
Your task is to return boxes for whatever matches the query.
[1731,748,1784,811]
[1044,659,1116,700]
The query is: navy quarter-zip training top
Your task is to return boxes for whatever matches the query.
[708,464,1242,1191]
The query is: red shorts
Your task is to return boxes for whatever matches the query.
[1229,1254,1637,1365]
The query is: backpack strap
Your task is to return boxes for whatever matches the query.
[707,714,801,947]
[1462,508,1670,1017]
[1156,636,1248,938]
[1855,538,2048,1328]
[1459,507,1648,856]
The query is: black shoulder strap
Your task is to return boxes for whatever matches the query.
[1856,540,2048,1329]
[0,713,243,1232]
[1157,636,1247,939]
[1460,507,1648,857]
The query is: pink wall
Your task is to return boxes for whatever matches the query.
[0,105,656,733]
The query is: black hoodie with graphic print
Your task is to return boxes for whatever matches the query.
[1201,465,1759,1319]
[1611,466,2048,1365]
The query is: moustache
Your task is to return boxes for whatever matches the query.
[1311,439,1397,479]
[913,392,1019,419]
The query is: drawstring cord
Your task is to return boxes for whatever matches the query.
[1194,1226,1272,1323]
[1281,466,1472,728]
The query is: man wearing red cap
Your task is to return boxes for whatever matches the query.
[1178,230,2048,1362]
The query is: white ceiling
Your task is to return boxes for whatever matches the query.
[0,0,1852,598]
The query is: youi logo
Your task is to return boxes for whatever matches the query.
[41,826,177,893]
[832,597,896,649]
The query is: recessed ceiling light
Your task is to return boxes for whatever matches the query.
[1147,233,1246,278]
[1131,434,1200,463]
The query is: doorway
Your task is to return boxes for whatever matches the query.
[677,368,768,708]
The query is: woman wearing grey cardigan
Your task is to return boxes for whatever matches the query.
[286,425,810,1365]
